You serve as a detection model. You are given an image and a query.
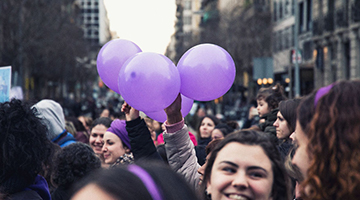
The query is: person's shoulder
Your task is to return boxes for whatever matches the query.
[7,190,42,200]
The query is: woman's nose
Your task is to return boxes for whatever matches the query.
[231,172,249,190]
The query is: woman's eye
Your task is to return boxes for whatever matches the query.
[222,167,236,173]
[249,172,265,178]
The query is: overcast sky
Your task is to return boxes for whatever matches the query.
[104,0,176,54]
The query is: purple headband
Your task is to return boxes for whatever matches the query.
[128,165,163,200]
[106,119,131,150]
[314,83,334,108]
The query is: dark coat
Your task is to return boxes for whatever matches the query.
[258,108,279,144]
[6,190,42,200]
[126,117,162,161]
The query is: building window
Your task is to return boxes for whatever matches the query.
[273,1,277,21]
[183,16,192,25]
[279,1,283,19]
[184,1,191,10]
[285,0,289,16]
[94,16,99,21]
[94,31,99,36]
[344,41,350,79]
[291,25,295,46]
[331,64,337,82]
[306,0,312,30]
[87,1,91,6]
[299,2,304,33]
[87,16,91,21]
[94,9,99,13]
[303,41,312,60]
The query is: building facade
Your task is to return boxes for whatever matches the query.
[271,0,314,97]
[166,0,202,63]
[312,0,360,88]
[76,0,111,46]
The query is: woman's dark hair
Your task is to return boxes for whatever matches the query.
[196,115,220,138]
[71,161,199,200]
[298,80,360,199]
[205,138,223,155]
[278,98,302,133]
[212,123,234,138]
[66,116,86,132]
[51,142,101,188]
[78,116,93,129]
[0,99,53,194]
[201,129,292,200]
[90,117,112,130]
[256,83,286,110]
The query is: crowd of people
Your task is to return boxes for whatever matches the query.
[1,79,360,200]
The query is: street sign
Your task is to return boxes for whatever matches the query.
[292,49,302,64]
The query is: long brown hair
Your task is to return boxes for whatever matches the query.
[298,80,360,199]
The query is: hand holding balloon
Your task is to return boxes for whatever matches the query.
[145,94,193,123]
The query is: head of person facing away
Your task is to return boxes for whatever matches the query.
[32,99,76,147]
[32,99,66,141]
[0,99,53,197]
[71,161,199,200]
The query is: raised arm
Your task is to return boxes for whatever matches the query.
[163,94,201,189]
[121,102,162,161]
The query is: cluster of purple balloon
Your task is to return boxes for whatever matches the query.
[97,39,236,123]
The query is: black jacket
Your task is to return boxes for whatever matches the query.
[126,117,162,161]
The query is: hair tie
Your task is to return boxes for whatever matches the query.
[314,84,334,108]
[128,165,163,200]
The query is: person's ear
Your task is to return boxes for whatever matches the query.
[206,181,212,194]
[124,146,131,153]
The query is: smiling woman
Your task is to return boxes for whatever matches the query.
[104,0,176,54]
[201,130,292,200]
[102,119,134,167]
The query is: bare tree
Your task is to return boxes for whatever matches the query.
[0,0,92,100]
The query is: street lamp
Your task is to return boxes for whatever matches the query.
[257,78,274,87]
[268,78,274,85]
[262,78,268,85]
[285,78,290,84]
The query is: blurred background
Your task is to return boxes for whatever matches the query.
[0,0,359,127]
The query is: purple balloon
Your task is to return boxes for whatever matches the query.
[118,52,180,112]
[97,39,142,93]
[177,43,236,101]
[145,94,194,123]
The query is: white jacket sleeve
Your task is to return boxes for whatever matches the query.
[163,124,201,189]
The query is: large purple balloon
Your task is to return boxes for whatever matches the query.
[97,39,142,94]
[177,44,236,101]
[145,94,194,123]
[118,52,180,112]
